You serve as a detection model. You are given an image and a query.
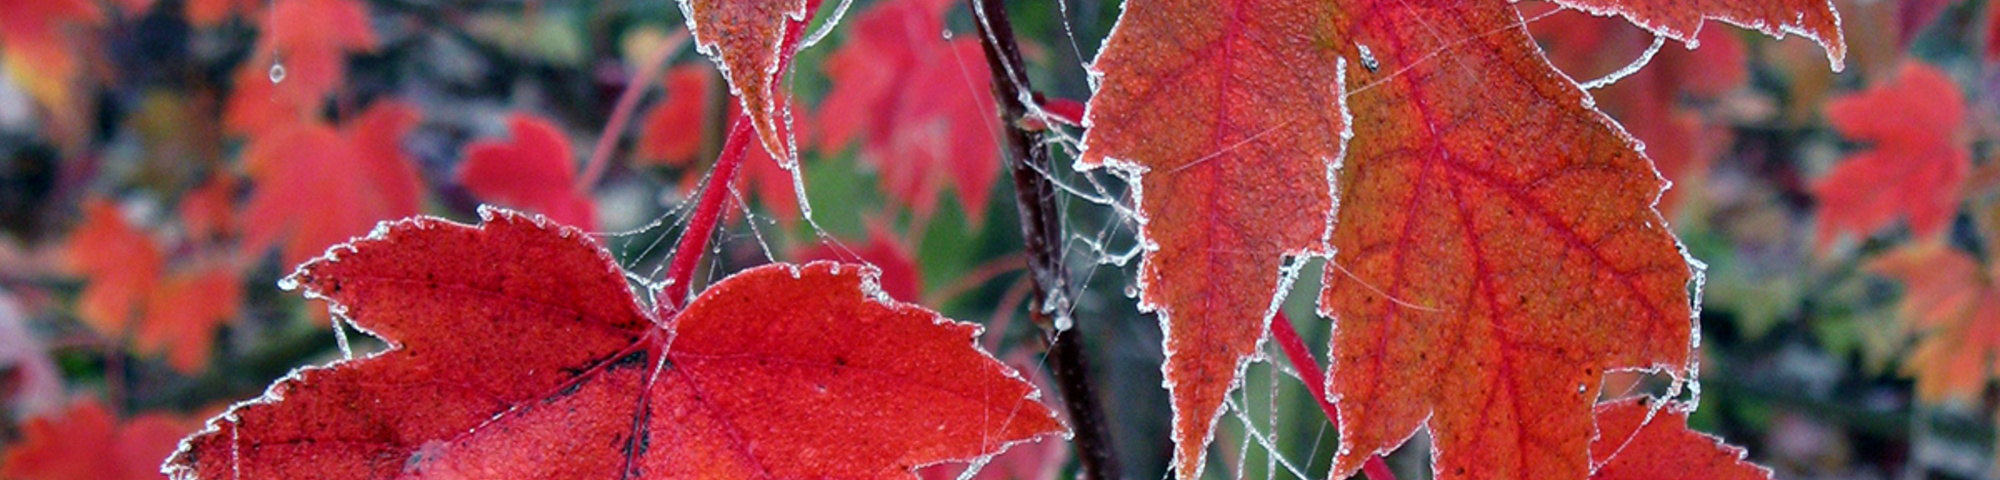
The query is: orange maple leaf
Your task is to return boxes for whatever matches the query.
[138,264,244,373]
[64,199,165,336]
[1868,241,2000,403]
[1078,2,1347,473]
[64,199,243,373]
[684,0,810,160]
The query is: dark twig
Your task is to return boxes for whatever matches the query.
[966,1,1121,478]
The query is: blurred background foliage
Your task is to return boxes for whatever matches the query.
[1,0,1999,479]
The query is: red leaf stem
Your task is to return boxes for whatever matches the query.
[660,0,821,310]
[1272,312,1398,480]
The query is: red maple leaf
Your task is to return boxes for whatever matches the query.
[1589,398,1770,480]
[1080,0,1842,477]
[64,199,165,337]
[241,101,426,267]
[1867,241,2000,403]
[1813,62,1968,248]
[458,113,600,230]
[163,208,1063,478]
[2,399,194,480]
[818,0,1000,225]
[685,0,810,160]
[1532,5,1749,215]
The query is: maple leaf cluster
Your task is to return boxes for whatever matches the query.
[20,0,2000,477]
[1079,0,1843,476]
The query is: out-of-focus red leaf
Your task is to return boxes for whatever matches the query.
[221,0,374,136]
[793,222,921,302]
[64,199,164,336]
[820,0,999,224]
[66,200,243,372]
[458,114,599,230]
[260,0,372,107]
[163,209,1064,478]
[1533,6,1748,214]
[0,0,104,145]
[179,175,237,243]
[1589,398,1771,480]
[636,65,717,166]
[1,399,194,480]
[240,101,426,267]
[685,0,808,160]
[138,264,242,373]
[184,0,258,27]
[1868,241,2000,403]
[346,101,426,221]
[222,65,311,137]
[1814,62,1967,248]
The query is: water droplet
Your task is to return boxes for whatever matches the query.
[1123,284,1138,298]
[268,63,287,84]
[941,29,953,40]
